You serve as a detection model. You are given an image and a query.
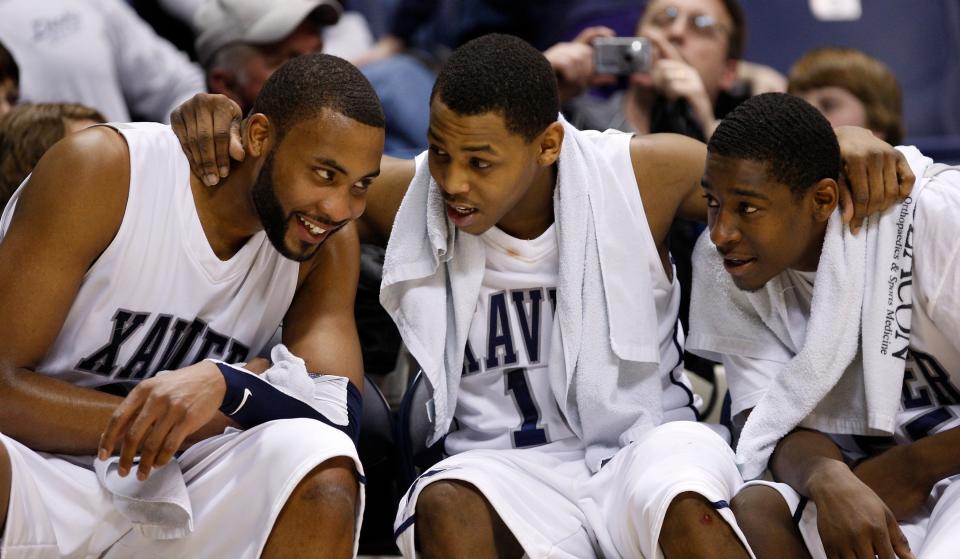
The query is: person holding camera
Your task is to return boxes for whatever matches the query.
[551,0,750,141]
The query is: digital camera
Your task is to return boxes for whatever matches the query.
[593,37,654,75]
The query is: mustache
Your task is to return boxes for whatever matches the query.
[297,212,350,235]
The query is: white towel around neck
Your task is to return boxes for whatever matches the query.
[688,146,934,479]
[380,116,665,470]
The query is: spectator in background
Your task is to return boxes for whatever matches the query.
[789,47,904,145]
[0,102,105,208]
[0,0,205,123]
[0,41,18,117]
[195,0,432,158]
[560,0,750,141]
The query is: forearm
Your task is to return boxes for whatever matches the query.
[0,366,120,454]
[770,428,848,497]
[905,426,960,485]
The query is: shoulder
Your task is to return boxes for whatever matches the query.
[628,133,707,187]
[296,222,362,293]
[11,126,130,237]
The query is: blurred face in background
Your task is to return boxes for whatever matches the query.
[797,86,877,138]
[635,0,736,99]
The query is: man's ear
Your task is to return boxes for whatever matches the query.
[244,113,272,158]
[811,177,840,221]
[537,121,565,167]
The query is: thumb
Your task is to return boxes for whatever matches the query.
[229,120,245,162]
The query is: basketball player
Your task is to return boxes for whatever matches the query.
[172,36,912,558]
[0,54,383,558]
[689,92,960,559]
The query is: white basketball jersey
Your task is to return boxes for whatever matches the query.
[0,123,299,387]
[444,130,700,455]
[725,168,960,457]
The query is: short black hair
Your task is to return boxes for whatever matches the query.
[708,92,840,196]
[250,53,384,142]
[0,40,18,84]
[431,33,558,142]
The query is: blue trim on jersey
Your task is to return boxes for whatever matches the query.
[358,473,367,485]
[394,514,417,539]
[669,317,701,421]
[711,499,730,509]
[793,496,808,525]
[905,407,953,441]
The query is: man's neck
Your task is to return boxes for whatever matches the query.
[189,164,262,261]
[496,164,557,240]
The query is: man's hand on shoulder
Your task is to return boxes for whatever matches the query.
[834,126,915,234]
[170,93,244,187]
[98,360,227,481]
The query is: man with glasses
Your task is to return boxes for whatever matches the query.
[557,0,747,141]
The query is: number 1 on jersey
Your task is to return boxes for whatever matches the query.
[505,368,548,447]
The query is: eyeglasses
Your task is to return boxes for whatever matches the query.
[646,5,729,39]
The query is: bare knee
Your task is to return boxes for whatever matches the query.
[661,492,748,559]
[415,480,477,533]
[731,485,810,559]
[290,456,359,524]
[663,491,723,530]
[731,485,792,528]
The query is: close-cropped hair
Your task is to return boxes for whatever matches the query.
[431,33,559,142]
[0,102,106,208]
[249,53,385,143]
[788,47,903,144]
[708,92,840,196]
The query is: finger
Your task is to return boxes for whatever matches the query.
[887,514,915,559]
[98,389,147,460]
[171,106,203,180]
[574,25,615,45]
[845,158,870,233]
[194,108,222,187]
[228,120,245,163]
[644,30,683,62]
[135,410,181,480]
[153,419,195,469]
[864,151,885,218]
[117,399,162,477]
[882,152,900,211]
[180,102,209,183]
[895,152,915,200]
[838,176,855,225]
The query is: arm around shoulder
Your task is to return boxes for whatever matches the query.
[629,133,708,248]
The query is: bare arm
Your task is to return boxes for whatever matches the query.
[0,127,130,453]
[770,428,914,559]
[630,132,708,250]
[283,223,367,389]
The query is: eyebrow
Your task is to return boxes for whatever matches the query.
[315,158,380,179]
[700,179,770,200]
[315,158,348,176]
[427,128,497,155]
[731,187,770,201]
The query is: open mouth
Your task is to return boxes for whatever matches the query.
[723,256,756,273]
[448,204,477,216]
[297,213,328,238]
